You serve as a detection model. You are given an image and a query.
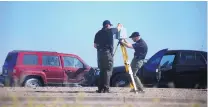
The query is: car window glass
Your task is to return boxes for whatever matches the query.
[23,54,38,65]
[179,52,195,65]
[144,49,168,71]
[74,58,84,68]
[63,56,75,67]
[42,55,60,66]
[5,55,12,65]
[159,55,175,68]
[195,53,206,65]
[202,52,207,61]
[4,53,18,67]
[63,56,83,68]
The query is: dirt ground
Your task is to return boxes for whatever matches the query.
[0,87,207,107]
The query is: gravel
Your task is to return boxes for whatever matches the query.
[0,87,206,107]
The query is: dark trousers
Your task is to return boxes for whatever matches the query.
[97,50,113,91]
[130,57,144,90]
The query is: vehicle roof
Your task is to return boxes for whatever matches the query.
[10,50,57,53]
[58,53,79,57]
[167,49,207,53]
[9,50,79,56]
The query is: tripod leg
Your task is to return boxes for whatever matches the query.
[112,41,120,57]
[120,44,138,93]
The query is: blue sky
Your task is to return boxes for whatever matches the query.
[0,1,207,67]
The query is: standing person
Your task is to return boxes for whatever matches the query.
[94,20,122,93]
[120,32,148,93]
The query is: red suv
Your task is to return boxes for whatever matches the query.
[1,50,99,87]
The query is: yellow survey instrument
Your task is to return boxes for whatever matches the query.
[113,39,138,94]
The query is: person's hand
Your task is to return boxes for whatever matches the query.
[119,39,125,44]
[123,39,127,43]
[117,23,123,31]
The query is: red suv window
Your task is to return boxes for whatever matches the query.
[42,55,60,66]
[63,56,84,68]
[23,54,38,65]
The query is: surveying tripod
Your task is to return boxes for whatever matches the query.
[113,39,139,94]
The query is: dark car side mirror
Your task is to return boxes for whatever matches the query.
[83,65,88,69]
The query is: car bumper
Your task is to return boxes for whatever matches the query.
[0,74,21,87]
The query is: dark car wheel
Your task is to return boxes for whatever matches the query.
[112,73,130,87]
[167,81,176,88]
[195,83,207,89]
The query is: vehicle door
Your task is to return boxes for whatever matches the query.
[141,48,168,84]
[41,53,64,85]
[194,52,207,87]
[175,51,199,88]
[157,53,177,84]
[62,55,87,83]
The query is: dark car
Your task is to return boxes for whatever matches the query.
[110,49,207,89]
[0,50,99,87]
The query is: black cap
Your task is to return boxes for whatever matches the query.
[129,32,140,38]
[103,20,113,27]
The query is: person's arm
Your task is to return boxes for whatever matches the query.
[120,39,134,49]
[94,31,99,49]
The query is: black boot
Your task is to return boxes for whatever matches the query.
[96,89,103,93]
[96,87,104,93]
[103,87,110,93]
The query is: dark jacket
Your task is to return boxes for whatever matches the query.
[132,38,148,60]
[94,28,118,53]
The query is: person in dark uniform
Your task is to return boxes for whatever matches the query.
[94,20,122,93]
[120,32,148,93]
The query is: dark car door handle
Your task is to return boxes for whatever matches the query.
[43,69,49,72]
[64,70,72,72]
[65,70,72,72]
